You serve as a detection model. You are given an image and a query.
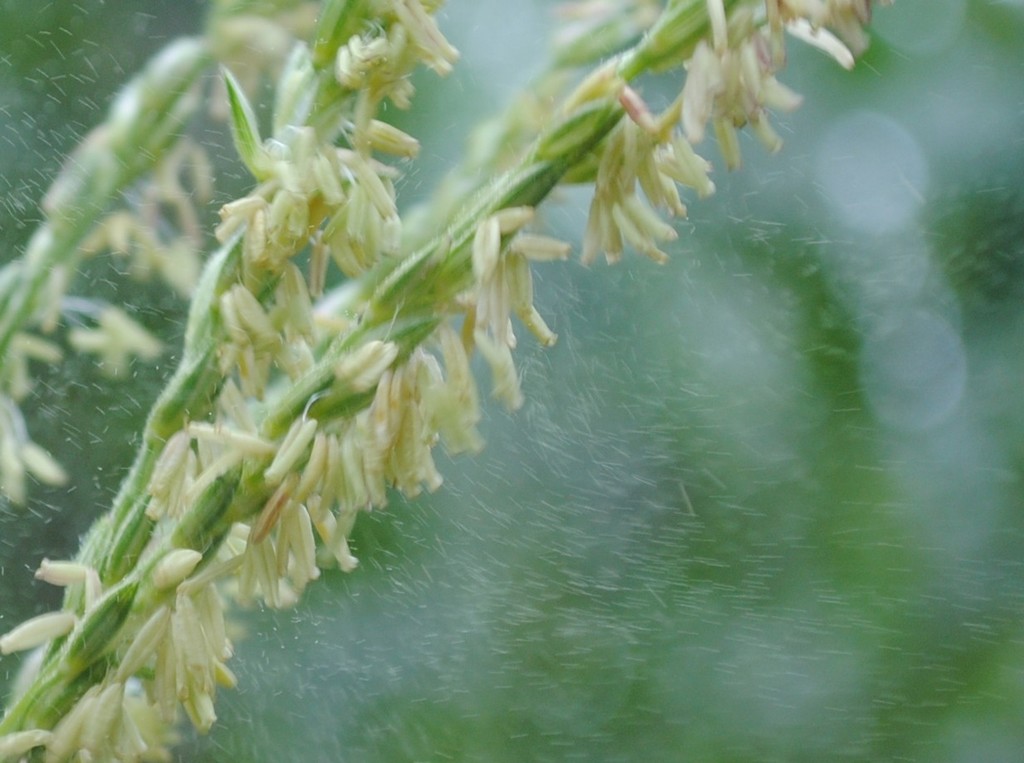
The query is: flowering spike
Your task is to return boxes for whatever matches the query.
[0,0,891,751]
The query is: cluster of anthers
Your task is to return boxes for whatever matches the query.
[0,0,889,760]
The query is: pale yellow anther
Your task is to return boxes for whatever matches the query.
[334,340,399,392]
[295,432,329,502]
[20,442,68,487]
[0,729,53,760]
[35,559,90,587]
[1,611,76,655]
[493,206,535,234]
[619,86,658,134]
[786,18,855,69]
[187,422,276,458]
[366,119,420,158]
[509,234,572,262]
[77,681,124,754]
[473,328,523,410]
[250,473,300,544]
[472,216,501,281]
[264,418,318,486]
[154,549,204,590]
[563,61,623,113]
[116,606,171,682]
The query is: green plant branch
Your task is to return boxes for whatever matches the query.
[0,38,209,365]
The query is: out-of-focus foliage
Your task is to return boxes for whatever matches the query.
[2,1,1023,760]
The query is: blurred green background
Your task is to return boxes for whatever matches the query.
[3,1,1024,760]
